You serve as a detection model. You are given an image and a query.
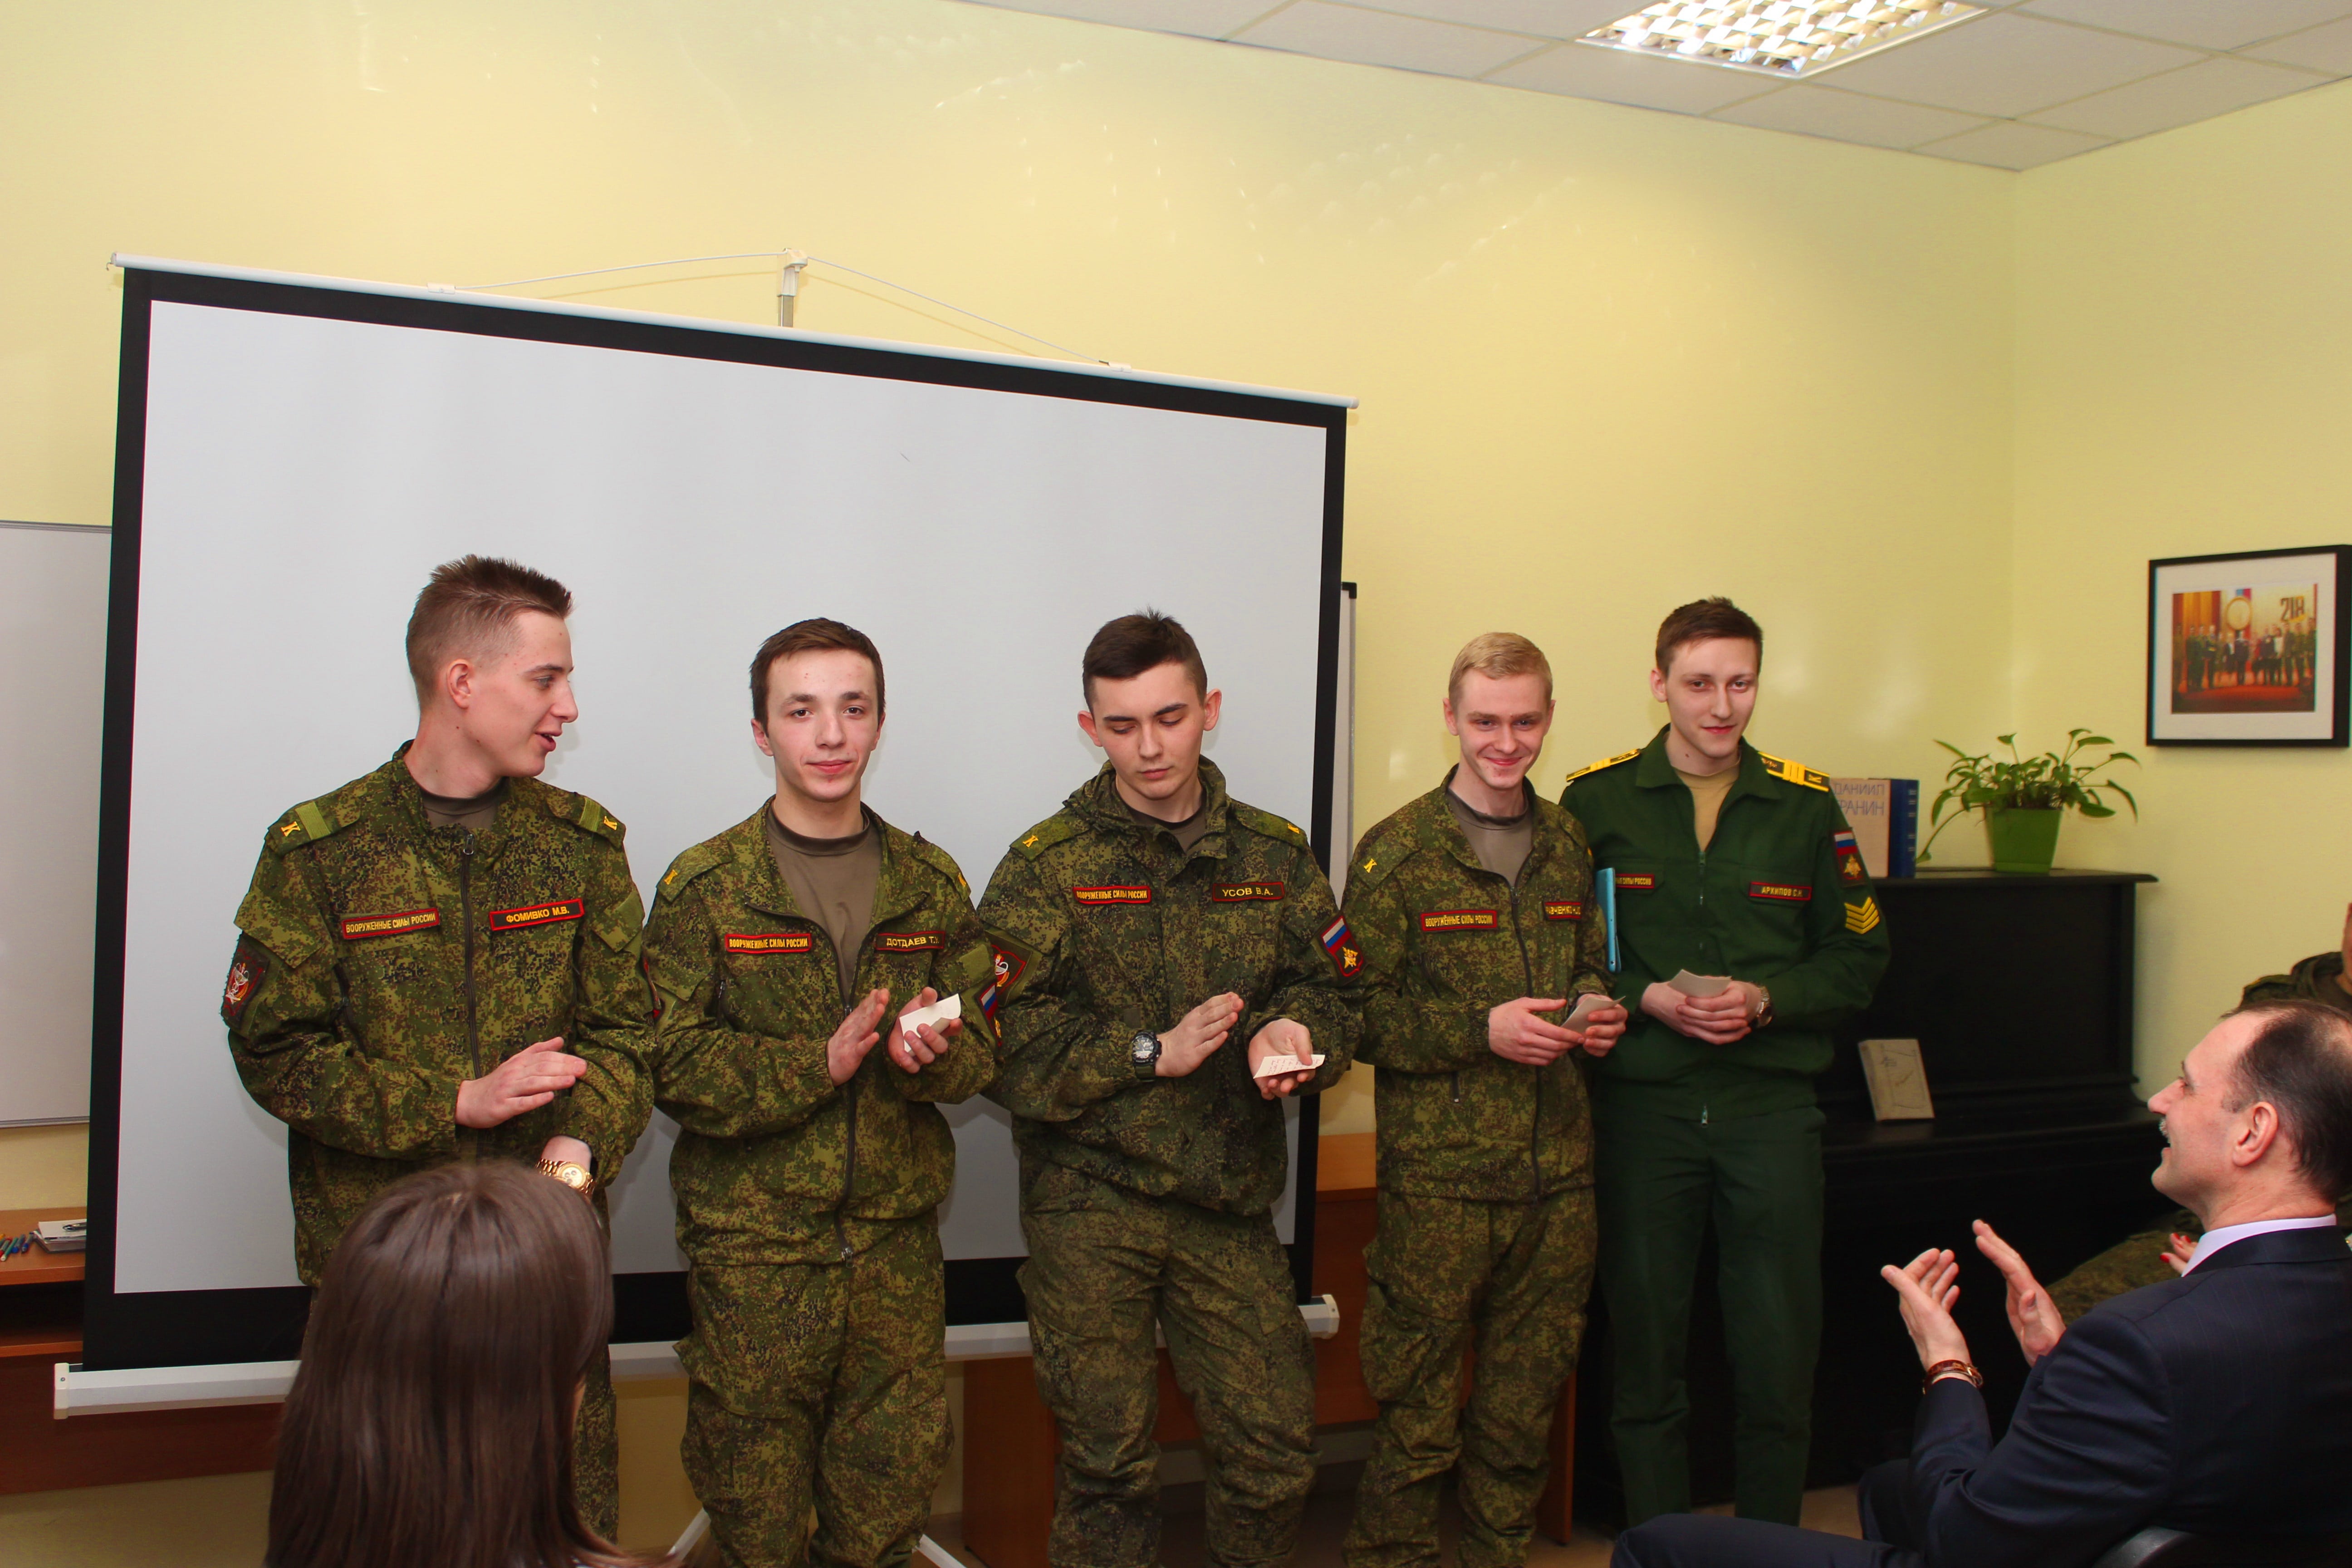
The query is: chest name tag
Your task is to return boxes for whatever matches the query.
[1613,872,1657,892]
[339,907,441,941]
[725,931,815,956]
[1212,882,1286,902]
[875,930,943,953]
[1420,908,1499,933]
[1749,882,1812,903]
[488,898,585,932]
[1073,885,1151,907]
[1543,900,1584,921]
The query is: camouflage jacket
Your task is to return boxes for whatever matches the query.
[224,746,654,1285]
[1344,774,1613,1202]
[2242,951,2352,1014]
[977,760,1363,1215]
[1562,730,1891,1118]
[646,804,996,1267]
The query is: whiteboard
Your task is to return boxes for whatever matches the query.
[90,261,1345,1362]
[0,521,108,1125]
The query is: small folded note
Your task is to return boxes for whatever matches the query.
[1669,969,1733,998]
[899,993,963,1039]
[1252,1052,1328,1079]
[1565,993,1613,1029]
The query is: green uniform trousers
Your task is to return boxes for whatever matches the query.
[1018,1165,1317,1568]
[579,1352,618,1540]
[1595,1101,1823,1527]
[1343,1187,1597,1568]
[679,1220,952,1568]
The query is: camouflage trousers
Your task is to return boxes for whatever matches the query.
[580,1349,619,1540]
[1018,1165,1317,1568]
[678,1218,951,1568]
[2046,1210,2197,1323]
[1342,1186,1596,1568]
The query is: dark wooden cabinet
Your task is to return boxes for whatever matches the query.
[1574,870,2173,1524]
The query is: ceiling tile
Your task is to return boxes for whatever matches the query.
[1818,10,2203,116]
[1709,83,1989,148]
[1914,119,2111,167]
[2241,15,2352,73]
[1234,0,1546,75]
[967,0,1275,40]
[2019,0,2352,52]
[1488,40,1784,111]
[1347,0,1632,43]
[2026,56,2327,137]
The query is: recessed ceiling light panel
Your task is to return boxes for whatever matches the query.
[1578,1,1986,78]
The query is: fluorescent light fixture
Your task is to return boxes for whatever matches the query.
[1578,1,1985,78]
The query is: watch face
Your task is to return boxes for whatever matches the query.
[1131,1032,1157,1062]
[559,1166,590,1190]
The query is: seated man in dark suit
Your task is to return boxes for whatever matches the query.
[1612,998,2352,1568]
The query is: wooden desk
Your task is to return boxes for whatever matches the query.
[0,1206,279,1494]
[960,1134,1578,1568]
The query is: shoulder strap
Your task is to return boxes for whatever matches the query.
[1229,801,1309,847]
[1756,751,1832,793]
[1008,812,1086,861]
[1561,747,1643,786]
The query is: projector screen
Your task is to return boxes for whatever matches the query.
[87,260,1347,1371]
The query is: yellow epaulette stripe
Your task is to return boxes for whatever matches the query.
[1562,748,1643,785]
[1758,751,1831,792]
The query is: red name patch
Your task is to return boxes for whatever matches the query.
[1212,882,1286,902]
[1073,885,1151,907]
[875,930,943,953]
[1748,882,1812,903]
[1613,872,1656,891]
[725,931,815,956]
[1420,908,1499,933]
[488,898,585,933]
[1543,900,1584,921]
[338,907,441,941]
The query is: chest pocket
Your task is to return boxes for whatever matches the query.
[1605,861,1661,895]
[1742,867,1814,929]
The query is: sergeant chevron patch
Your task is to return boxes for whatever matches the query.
[1845,896,1882,934]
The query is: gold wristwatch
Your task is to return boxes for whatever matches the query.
[538,1158,596,1199]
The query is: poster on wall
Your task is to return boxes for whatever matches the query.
[2146,546,2351,746]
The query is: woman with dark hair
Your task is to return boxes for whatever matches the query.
[268,1160,674,1568]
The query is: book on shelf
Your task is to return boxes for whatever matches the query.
[1829,777,1918,879]
[1859,1038,1935,1121]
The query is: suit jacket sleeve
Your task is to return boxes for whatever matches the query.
[1911,1310,2172,1568]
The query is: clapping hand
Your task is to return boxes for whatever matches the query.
[1974,1219,2066,1366]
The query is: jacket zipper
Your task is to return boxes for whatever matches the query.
[836,915,879,1264]
[1507,871,1541,1203]
[459,831,481,1159]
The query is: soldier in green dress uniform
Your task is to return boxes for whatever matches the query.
[1560,598,1890,1527]
[221,556,655,1535]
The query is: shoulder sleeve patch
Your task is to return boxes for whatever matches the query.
[1230,802,1308,844]
[1758,752,1832,792]
[1009,813,1084,861]
[1561,748,1643,787]
[910,831,972,895]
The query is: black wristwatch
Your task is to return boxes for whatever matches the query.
[1129,1030,1162,1079]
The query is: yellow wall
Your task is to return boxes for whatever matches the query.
[2014,78,2352,1092]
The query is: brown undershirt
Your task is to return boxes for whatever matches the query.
[419,778,506,833]
[765,808,882,1002]
[1446,784,1534,888]
[1675,765,1738,852]
[1124,794,1210,854]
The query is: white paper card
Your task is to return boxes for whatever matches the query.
[1252,1052,1328,1079]
[1565,993,1613,1029]
[1669,969,1732,998]
[899,992,964,1039]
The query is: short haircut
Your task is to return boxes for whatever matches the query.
[750,617,886,723]
[1082,611,1208,709]
[2225,999,2352,1204]
[1655,597,1764,676]
[405,556,573,703]
[269,1162,653,1568]
[1449,632,1553,707]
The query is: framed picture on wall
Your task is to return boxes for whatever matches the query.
[2147,546,2352,746]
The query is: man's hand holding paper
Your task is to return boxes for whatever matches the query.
[1643,968,1761,1044]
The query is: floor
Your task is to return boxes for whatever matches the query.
[0,1467,1862,1568]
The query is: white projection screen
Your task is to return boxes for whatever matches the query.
[86,260,1347,1370]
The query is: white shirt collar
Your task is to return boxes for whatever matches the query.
[2180,1214,2339,1274]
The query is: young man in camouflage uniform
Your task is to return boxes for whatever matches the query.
[221,555,654,1533]
[1561,598,1890,1527]
[2044,903,2352,1322]
[1340,633,1628,1568]
[977,612,1363,1568]
[646,619,997,1568]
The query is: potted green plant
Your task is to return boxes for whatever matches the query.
[1918,730,2139,874]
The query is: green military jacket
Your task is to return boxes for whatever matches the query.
[645,804,997,1267]
[1560,729,1891,1118]
[1345,773,1614,1203]
[978,760,1363,1216]
[2243,951,2352,1014]
[224,746,654,1285]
